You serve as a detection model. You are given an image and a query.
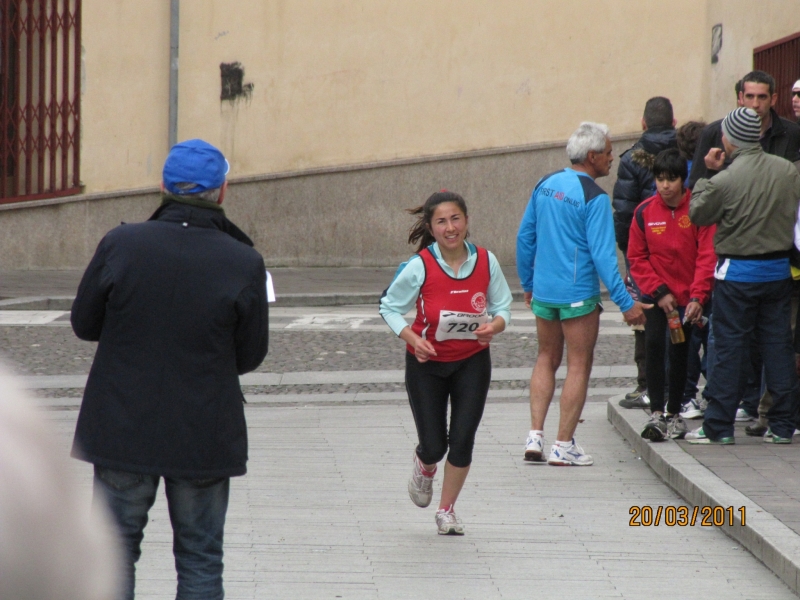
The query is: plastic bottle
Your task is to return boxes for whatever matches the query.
[667,309,685,344]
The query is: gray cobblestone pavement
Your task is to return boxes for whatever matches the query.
[0,328,634,376]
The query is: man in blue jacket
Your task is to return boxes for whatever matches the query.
[517,122,649,466]
[71,139,269,600]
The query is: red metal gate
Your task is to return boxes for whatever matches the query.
[754,31,800,122]
[0,0,81,204]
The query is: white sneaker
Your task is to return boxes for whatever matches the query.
[408,454,435,508]
[524,431,545,462]
[735,408,756,422]
[680,399,704,419]
[435,507,465,535]
[547,439,593,466]
[667,415,688,439]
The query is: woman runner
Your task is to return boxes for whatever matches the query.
[379,190,512,535]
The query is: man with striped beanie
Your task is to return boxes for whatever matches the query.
[686,107,800,444]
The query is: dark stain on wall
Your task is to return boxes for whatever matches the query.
[220,62,254,101]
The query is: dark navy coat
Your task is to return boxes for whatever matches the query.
[71,200,269,478]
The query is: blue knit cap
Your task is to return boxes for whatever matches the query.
[163,139,230,195]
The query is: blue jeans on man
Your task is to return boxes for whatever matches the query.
[703,278,799,440]
[93,466,230,600]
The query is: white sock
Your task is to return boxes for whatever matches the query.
[555,439,573,447]
[529,429,544,438]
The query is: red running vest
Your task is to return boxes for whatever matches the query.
[408,245,492,362]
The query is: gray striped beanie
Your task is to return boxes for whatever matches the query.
[721,107,761,148]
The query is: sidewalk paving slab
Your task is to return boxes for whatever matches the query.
[608,397,800,595]
[43,401,798,599]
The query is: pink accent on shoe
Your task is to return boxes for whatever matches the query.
[416,456,437,477]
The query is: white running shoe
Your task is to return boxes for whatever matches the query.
[524,431,545,462]
[408,454,435,508]
[735,408,756,422]
[680,399,704,419]
[667,415,689,440]
[435,507,464,535]
[547,439,593,466]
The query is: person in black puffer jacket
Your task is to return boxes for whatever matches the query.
[612,97,677,254]
[613,97,677,408]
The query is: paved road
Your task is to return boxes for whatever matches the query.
[3,302,798,598]
[46,402,794,600]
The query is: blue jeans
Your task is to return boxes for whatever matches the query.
[703,279,799,440]
[93,466,230,600]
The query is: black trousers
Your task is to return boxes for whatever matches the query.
[405,347,491,468]
[644,307,691,415]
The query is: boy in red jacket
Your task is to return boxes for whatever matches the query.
[628,148,716,441]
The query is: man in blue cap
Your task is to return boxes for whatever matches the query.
[71,139,269,599]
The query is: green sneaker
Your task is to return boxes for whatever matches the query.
[686,427,735,445]
[764,428,799,443]
[771,435,792,444]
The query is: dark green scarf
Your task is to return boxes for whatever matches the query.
[161,192,225,215]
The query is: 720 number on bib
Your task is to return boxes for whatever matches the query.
[447,322,480,333]
[435,310,488,341]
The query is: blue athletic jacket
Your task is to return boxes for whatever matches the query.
[516,168,634,312]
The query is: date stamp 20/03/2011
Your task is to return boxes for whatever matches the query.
[629,505,745,527]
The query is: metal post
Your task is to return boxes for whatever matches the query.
[168,0,178,149]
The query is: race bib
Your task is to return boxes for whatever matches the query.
[435,310,489,341]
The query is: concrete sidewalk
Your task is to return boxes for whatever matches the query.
[609,399,800,595]
[46,401,796,599]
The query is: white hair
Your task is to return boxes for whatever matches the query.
[566,122,610,164]
[0,366,121,599]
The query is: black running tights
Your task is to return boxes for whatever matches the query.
[405,347,491,468]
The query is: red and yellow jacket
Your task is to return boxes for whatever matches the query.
[628,189,716,307]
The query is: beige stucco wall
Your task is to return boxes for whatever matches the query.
[0,135,637,270]
[77,1,800,195]
[706,0,800,121]
[80,1,170,193]
[7,1,800,270]
[79,0,715,193]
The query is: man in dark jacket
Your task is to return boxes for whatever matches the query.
[71,139,269,600]
[612,96,676,408]
[687,70,800,189]
[687,107,800,444]
[686,71,800,430]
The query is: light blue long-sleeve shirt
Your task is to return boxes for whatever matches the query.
[379,242,512,336]
[516,168,634,312]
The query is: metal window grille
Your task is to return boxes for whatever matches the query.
[0,0,81,204]
[754,31,800,122]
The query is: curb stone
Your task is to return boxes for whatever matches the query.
[0,290,610,309]
[608,396,800,594]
